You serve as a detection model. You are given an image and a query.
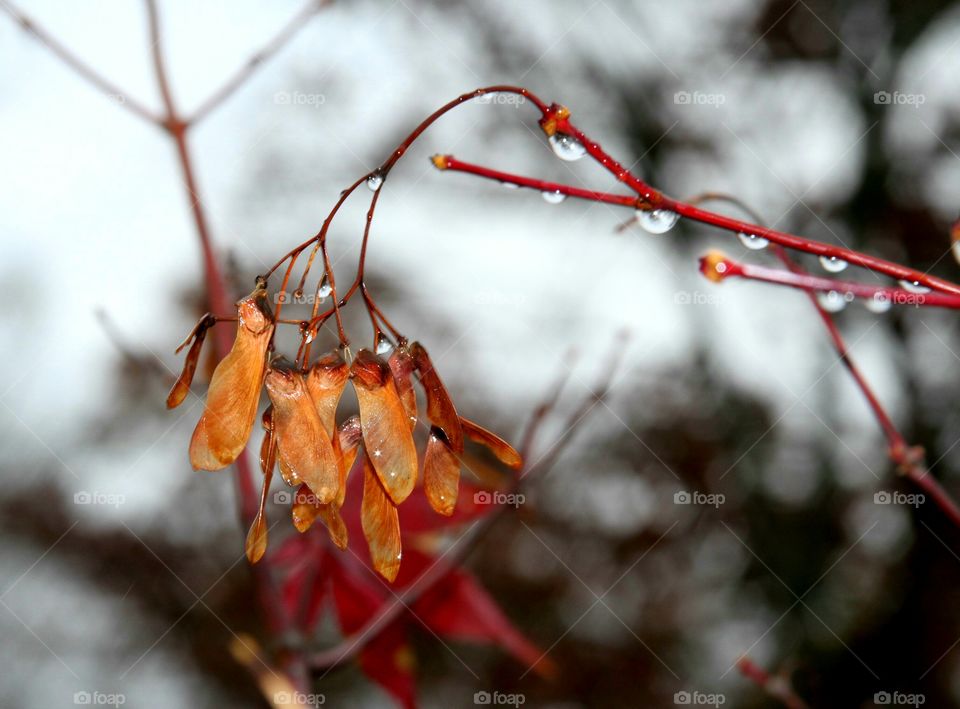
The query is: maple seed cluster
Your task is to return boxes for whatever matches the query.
[168,286,523,581]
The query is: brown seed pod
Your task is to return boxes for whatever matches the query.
[305,350,350,437]
[167,314,215,409]
[361,452,402,582]
[265,357,339,505]
[351,349,418,505]
[189,288,274,471]
[423,426,460,516]
[410,342,463,452]
[461,417,523,470]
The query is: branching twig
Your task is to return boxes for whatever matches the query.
[0,0,162,125]
[188,0,331,125]
[2,0,332,696]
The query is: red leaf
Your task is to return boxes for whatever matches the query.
[407,549,557,679]
[329,556,417,708]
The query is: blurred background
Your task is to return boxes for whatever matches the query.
[3,0,960,706]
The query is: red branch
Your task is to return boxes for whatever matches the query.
[2,0,331,695]
[702,252,960,309]
[550,106,960,296]
[428,94,960,528]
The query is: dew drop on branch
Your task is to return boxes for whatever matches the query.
[541,190,566,204]
[317,282,333,301]
[898,279,931,294]
[366,174,383,192]
[376,340,394,355]
[865,293,892,313]
[817,290,847,313]
[737,232,769,250]
[548,134,587,161]
[635,209,680,235]
[819,256,848,273]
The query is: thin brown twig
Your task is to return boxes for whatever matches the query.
[188,0,331,125]
[0,0,162,125]
[4,0,331,695]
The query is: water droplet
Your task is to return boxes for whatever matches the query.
[366,174,383,192]
[376,339,393,355]
[305,329,316,344]
[865,292,892,313]
[548,133,586,162]
[635,209,680,235]
[898,279,931,294]
[501,181,519,190]
[541,190,566,204]
[817,290,847,313]
[737,232,769,250]
[317,282,333,300]
[819,256,848,273]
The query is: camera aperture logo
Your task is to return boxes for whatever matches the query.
[874,491,925,508]
[474,690,525,706]
[474,490,525,508]
[674,690,726,706]
[874,690,925,707]
[273,489,294,505]
[674,490,725,509]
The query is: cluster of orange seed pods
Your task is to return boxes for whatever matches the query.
[168,285,522,581]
